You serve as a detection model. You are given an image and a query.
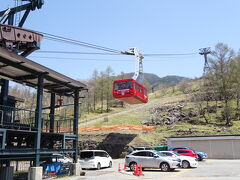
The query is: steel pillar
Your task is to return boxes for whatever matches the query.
[49,93,55,133]
[0,79,9,106]
[73,89,80,163]
[8,14,14,25]
[34,74,44,167]
[0,79,9,123]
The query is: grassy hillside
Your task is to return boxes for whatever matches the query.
[124,73,192,87]
[79,81,240,147]
[160,75,191,85]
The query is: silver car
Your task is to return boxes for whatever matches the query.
[125,150,181,172]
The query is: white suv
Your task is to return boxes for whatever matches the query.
[79,150,112,170]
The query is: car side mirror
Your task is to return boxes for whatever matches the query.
[153,155,159,158]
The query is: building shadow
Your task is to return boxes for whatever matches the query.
[96,133,137,159]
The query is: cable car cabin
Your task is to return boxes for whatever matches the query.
[113,79,148,104]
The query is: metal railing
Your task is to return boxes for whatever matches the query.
[0,105,74,133]
[42,114,74,133]
[0,105,35,130]
[10,161,31,172]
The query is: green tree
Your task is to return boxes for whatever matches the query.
[232,55,240,119]
[208,43,235,125]
[98,71,105,113]
[105,66,114,112]
[91,69,99,112]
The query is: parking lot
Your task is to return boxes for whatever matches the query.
[59,159,240,180]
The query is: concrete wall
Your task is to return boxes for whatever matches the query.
[167,136,240,159]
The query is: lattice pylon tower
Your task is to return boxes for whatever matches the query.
[199,47,211,75]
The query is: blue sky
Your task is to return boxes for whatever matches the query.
[2,0,240,80]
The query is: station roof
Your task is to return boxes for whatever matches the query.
[0,47,86,96]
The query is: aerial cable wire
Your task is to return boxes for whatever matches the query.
[43,36,120,53]
[37,31,122,54]
[43,34,121,53]
[35,50,198,57]
[35,50,122,55]
[44,36,121,54]
[30,56,197,62]
[144,53,197,56]
[30,56,132,61]
[36,31,198,56]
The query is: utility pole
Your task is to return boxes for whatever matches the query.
[199,47,211,75]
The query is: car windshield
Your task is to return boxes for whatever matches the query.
[80,151,94,159]
[155,151,167,157]
[172,152,181,156]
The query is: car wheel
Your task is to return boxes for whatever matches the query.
[160,162,170,172]
[182,160,190,168]
[129,162,136,171]
[198,156,203,161]
[97,163,101,170]
[109,161,112,168]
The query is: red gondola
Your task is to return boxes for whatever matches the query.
[112,78,148,104]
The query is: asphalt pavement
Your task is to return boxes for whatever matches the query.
[58,159,240,180]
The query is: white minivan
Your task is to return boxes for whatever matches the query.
[79,150,112,170]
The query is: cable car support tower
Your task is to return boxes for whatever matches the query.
[199,47,211,75]
[122,47,144,84]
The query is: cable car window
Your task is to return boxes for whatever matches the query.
[144,89,147,95]
[114,81,132,90]
[134,83,143,93]
[134,83,139,91]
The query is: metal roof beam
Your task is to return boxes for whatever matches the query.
[43,76,76,90]
[15,74,37,80]
[0,72,15,81]
[0,57,76,90]
[0,64,9,68]
[44,83,68,89]
[0,57,40,75]
[0,47,86,95]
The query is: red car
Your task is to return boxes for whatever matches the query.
[172,149,199,159]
